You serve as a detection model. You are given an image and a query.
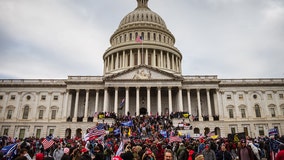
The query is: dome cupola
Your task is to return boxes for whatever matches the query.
[103,0,182,77]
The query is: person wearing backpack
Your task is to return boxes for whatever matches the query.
[177,143,188,160]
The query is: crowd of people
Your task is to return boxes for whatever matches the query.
[1,113,284,160]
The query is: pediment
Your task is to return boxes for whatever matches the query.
[105,66,182,81]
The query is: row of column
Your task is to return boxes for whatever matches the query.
[104,49,181,73]
[68,88,219,122]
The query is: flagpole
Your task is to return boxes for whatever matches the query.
[142,39,144,64]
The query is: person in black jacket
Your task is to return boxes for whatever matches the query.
[216,143,232,160]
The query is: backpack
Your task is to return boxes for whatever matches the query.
[178,149,188,160]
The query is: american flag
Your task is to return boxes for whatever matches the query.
[169,136,182,143]
[85,125,106,141]
[42,138,54,150]
[135,35,143,43]
[206,131,215,137]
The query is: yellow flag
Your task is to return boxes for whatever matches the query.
[128,128,131,136]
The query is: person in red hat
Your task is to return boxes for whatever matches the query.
[112,155,123,160]
[201,144,216,160]
[80,147,91,160]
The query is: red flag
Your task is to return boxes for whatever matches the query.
[42,138,54,150]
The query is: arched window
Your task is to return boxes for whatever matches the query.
[130,33,132,41]
[23,106,29,119]
[148,32,151,40]
[255,104,261,117]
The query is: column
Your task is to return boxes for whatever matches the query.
[130,50,134,67]
[125,87,129,115]
[232,91,240,119]
[145,49,148,65]
[157,87,161,115]
[160,51,163,68]
[147,87,151,115]
[83,90,89,122]
[167,52,170,69]
[187,89,192,114]
[95,90,99,113]
[138,49,141,65]
[197,89,202,121]
[153,50,156,67]
[62,90,69,121]
[115,52,119,69]
[206,89,213,121]
[94,90,99,122]
[178,87,183,111]
[216,90,224,120]
[72,90,79,122]
[103,88,108,112]
[122,51,125,67]
[168,87,172,114]
[274,91,281,117]
[114,87,118,114]
[171,54,175,70]
[136,87,140,115]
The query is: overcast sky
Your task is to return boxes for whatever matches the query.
[0,0,284,79]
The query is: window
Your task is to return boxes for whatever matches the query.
[10,95,16,100]
[241,109,246,118]
[267,94,273,100]
[244,127,248,136]
[231,127,236,134]
[41,95,46,100]
[270,108,276,117]
[22,106,29,119]
[26,95,31,100]
[253,94,257,99]
[229,109,234,118]
[255,104,261,117]
[0,95,3,100]
[129,33,132,40]
[19,129,25,139]
[53,96,58,101]
[36,129,41,138]
[239,94,243,100]
[227,95,232,100]
[49,129,54,135]
[39,110,44,119]
[282,108,284,116]
[279,94,284,99]
[7,110,12,119]
[259,126,264,136]
[51,110,56,119]
[3,128,9,135]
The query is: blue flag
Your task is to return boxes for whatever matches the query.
[114,128,121,135]
[160,130,168,138]
[121,120,134,127]
[1,143,18,160]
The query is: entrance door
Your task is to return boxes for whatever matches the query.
[140,107,147,115]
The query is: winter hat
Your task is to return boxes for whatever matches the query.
[195,154,204,160]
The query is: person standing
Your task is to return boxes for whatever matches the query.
[276,144,284,160]
[216,143,232,160]
[237,140,254,160]
[201,144,216,160]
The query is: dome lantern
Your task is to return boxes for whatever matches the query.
[137,0,149,8]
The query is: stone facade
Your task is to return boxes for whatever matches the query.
[0,0,283,139]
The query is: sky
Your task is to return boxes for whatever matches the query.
[0,0,284,79]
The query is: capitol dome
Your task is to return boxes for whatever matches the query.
[103,0,182,77]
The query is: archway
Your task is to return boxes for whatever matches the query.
[76,128,82,138]
[65,128,71,139]
[140,107,147,115]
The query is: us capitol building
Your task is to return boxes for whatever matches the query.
[0,0,283,139]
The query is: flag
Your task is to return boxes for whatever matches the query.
[268,128,278,136]
[160,130,168,138]
[227,132,246,142]
[1,143,18,160]
[114,128,121,136]
[169,136,182,143]
[135,35,143,43]
[116,141,124,156]
[121,120,134,127]
[206,131,215,137]
[85,125,106,141]
[119,98,125,109]
[42,138,54,150]
[128,128,131,137]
